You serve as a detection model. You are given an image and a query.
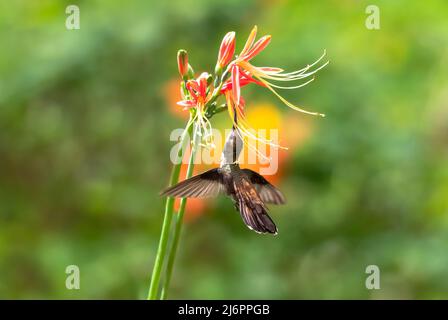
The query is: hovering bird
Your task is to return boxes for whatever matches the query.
[161,128,285,234]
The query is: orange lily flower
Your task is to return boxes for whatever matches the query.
[229,26,328,115]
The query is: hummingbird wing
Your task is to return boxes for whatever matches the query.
[241,169,286,205]
[160,168,224,198]
[233,175,278,235]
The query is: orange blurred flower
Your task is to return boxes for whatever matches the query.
[163,78,189,120]
[242,103,314,183]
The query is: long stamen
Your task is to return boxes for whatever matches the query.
[226,95,286,162]
[191,102,215,149]
[255,76,325,117]
[276,60,329,80]
[232,122,271,162]
[257,67,284,74]
[232,105,287,149]
[279,50,327,77]
[264,77,315,90]
[240,26,258,57]
[249,60,329,82]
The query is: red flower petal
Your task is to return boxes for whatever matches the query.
[217,31,236,68]
[240,26,258,57]
[242,35,271,61]
[231,64,241,106]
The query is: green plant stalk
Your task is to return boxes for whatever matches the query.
[151,71,225,299]
[147,119,193,300]
[160,123,201,299]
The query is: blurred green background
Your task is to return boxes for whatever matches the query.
[1,0,448,299]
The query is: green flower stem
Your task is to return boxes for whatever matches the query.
[147,119,193,300]
[149,68,225,300]
[160,123,201,299]
[205,69,228,109]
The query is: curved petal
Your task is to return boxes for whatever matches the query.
[242,35,271,61]
[231,64,241,107]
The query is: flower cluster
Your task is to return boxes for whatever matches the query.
[176,26,328,152]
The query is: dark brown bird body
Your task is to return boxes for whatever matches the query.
[161,129,285,234]
[161,162,284,234]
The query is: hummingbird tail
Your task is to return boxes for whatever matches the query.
[237,199,278,235]
[234,177,278,235]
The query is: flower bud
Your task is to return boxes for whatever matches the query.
[177,50,188,79]
[215,31,235,72]
[187,64,195,79]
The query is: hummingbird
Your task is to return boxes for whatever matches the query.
[161,127,285,235]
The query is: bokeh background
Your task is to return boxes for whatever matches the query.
[1,0,448,299]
